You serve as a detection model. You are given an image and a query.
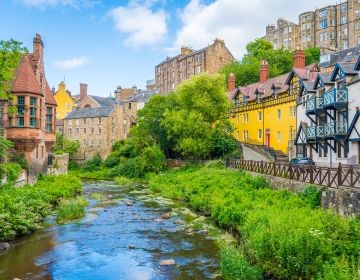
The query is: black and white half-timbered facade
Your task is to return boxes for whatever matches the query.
[294,57,360,166]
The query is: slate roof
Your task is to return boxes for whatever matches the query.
[65,106,114,119]
[12,55,41,94]
[339,62,358,75]
[318,73,332,84]
[89,95,115,107]
[302,81,316,92]
[156,46,208,67]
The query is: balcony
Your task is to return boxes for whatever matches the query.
[306,97,323,114]
[323,88,348,109]
[306,125,324,140]
[324,121,347,138]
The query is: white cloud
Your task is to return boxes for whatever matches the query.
[108,2,167,48]
[22,0,98,8]
[54,57,89,70]
[171,0,334,58]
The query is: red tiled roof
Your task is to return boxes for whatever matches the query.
[45,82,57,105]
[12,55,41,94]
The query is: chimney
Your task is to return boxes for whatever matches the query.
[58,81,65,92]
[228,73,236,92]
[259,60,269,84]
[181,46,193,55]
[80,83,88,101]
[33,33,44,58]
[293,48,306,69]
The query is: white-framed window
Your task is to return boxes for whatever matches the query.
[258,111,262,121]
[277,131,281,143]
[258,129,263,139]
[277,109,281,120]
[76,119,79,126]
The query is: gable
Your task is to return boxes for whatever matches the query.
[331,64,346,82]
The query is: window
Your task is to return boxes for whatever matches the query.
[75,128,79,135]
[16,96,25,127]
[68,128,72,135]
[46,107,53,132]
[341,4,347,13]
[83,118,86,125]
[112,127,115,134]
[83,127,86,134]
[356,21,360,30]
[356,10,360,18]
[320,32,328,42]
[258,111,262,121]
[128,103,132,109]
[196,66,201,73]
[320,19,328,29]
[319,9,328,17]
[277,131,281,143]
[98,127,101,134]
[341,16,347,24]
[237,115,240,124]
[30,97,37,128]
[66,101,70,109]
[98,118,101,125]
[90,140,94,146]
[76,119,79,126]
[244,130,249,140]
[343,27,348,35]
[258,129,263,139]
[98,140,101,146]
[277,109,281,120]
[91,127,94,134]
[83,139,86,146]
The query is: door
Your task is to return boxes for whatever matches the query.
[266,132,270,148]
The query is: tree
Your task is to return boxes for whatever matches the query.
[220,39,293,87]
[305,47,320,65]
[162,73,235,159]
[0,39,27,101]
[0,136,13,161]
[54,133,80,157]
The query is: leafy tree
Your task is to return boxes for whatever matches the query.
[305,47,320,65]
[54,133,80,157]
[162,73,235,159]
[0,136,13,160]
[220,39,293,87]
[0,39,27,101]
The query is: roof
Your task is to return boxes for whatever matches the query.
[339,62,358,75]
[65,106,114,119]
[12,55,41,94]
[156,46,208,67]
[55,119,64,126]
[45,82,57,105]
[319,45,360,68]
[89,95,115,107]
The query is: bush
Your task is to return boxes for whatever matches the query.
[301,185,322,208]
[3,163,22,183]
[0,174,81,241]
[220,244,263,280]
[110,157,143,178]
[8,151,29,170]
[56,196,88,224]
[68,160,79,170]
[103,155,121,168]
[83,154,103,171]
[139,145,166,174]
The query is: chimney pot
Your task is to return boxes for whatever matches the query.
[259,60,270,84]
[228,73,236,92]
[293,48,306,69]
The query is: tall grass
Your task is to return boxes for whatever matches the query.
[148,165,360,280]
[56,196,88,224]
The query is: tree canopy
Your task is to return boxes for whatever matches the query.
[220,38,321,87]
[130,73,236,160]
[0,39,27,101]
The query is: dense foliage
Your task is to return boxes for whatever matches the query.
[53,132,80,157]
[220,39,320,87]
[0,174,81,241]
[131,73,236,160]
[148,165,360,280]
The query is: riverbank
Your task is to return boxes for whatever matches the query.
[148,164,360,280]
[0,174,82,242]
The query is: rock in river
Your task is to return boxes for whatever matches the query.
[0,242,10,252]
[160,213,171,220]
[160,259,176,266]
[126,200,134,206]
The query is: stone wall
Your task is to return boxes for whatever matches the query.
[245,171,360,217]
[48,153,69,175]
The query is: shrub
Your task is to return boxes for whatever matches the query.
[68,160,79,170]
[8,150,29,170]
[139,145,166,174]
[0,174,81,241]
[220,244,263,280]
[103,155,121,168]
[3,163,22,183]
[83,154,103,171]
[114,176,133,185]
[56,196,88,224]
[110,157,143,178]
[301,185,322,208]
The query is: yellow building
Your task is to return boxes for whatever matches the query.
[229,50,318,159]
[54,82,76,119]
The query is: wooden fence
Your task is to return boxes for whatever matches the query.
[227,159,360,189]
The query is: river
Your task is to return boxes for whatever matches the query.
[0,180,223,280]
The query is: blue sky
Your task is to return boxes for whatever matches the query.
[0,0,334,97]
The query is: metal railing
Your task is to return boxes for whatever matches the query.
[306,97,323,113]
[227,159,360,189]
[324,121,347,137]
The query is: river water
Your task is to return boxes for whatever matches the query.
[0,181,223,280]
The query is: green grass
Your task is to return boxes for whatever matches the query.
[114,176,133,185]
[0,174,82,241]
[148,165,360,280]
[90,192,105,201]
[56,196,88,224]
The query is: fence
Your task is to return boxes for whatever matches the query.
[228,159,360,189]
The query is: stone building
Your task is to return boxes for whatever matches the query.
[0,33,56,180]
[265,0,360,54]
[155,39,234,94]
[265,19,300,50]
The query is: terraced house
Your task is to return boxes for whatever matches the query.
[228,50,318,161]
[295,54,360,166]
[0,34,56,180]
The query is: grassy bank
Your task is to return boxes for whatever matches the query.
[148,165,360,280]
[0,174,82,241]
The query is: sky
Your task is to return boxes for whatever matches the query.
[0,0,336,97]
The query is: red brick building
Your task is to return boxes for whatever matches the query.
[1,34,57,180]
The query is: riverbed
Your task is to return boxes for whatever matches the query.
[0,180,224,280]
